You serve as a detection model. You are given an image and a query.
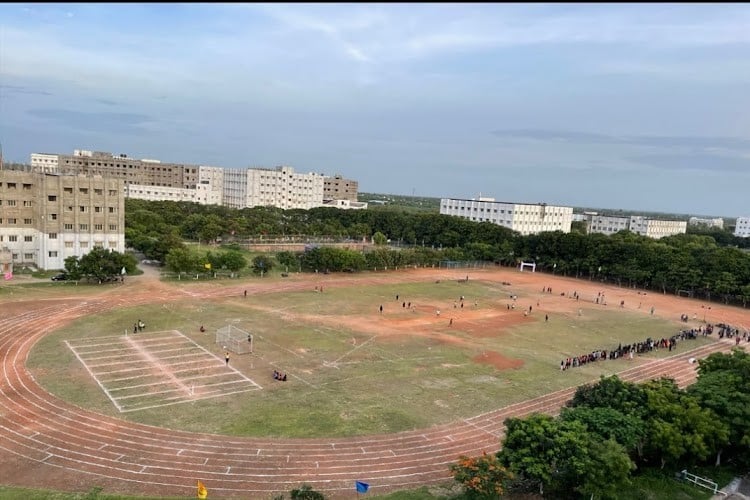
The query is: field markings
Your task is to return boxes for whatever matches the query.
[66,330,261,413]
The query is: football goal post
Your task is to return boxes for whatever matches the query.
[519,261,536,273]
[216,324,253,354]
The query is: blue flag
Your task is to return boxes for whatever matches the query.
[355,481,369,493]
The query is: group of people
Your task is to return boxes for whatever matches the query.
[132,319,145,334]
[560,329,699,371]
[272,370,287,381]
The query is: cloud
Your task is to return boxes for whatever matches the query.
[26,108,153,135]
[491,129,750,151]
[628,153,750,173]
[0,84,53,96]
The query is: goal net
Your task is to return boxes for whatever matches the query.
[216,324,253,354]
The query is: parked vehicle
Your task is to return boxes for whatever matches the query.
[51,273,68,281]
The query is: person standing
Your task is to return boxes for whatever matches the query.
[225,352,230,366]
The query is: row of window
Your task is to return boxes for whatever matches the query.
[0,218,34,225]
[8,241,118,260]
[48,191,118,200]
[0,183,33,190]
[445,206,569,217]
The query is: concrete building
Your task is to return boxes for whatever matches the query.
[323,175,358,202]
[440,197,573,235]
[583,213,687,239]
[0,170,125,270]
[628,216,687,239]
[32,150,344,211]
[586,215,631,236]
[735,217,750,238]
[321,199,368,210]
[689,217,724,229]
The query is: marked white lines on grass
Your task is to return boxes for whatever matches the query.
[330,335,377,365]
[252,333,305,359]
[65,340,123,412]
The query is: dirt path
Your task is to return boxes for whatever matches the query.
[0,266,746,499]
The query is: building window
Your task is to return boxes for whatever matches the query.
[48,195,57,201]
[94,206,101,213]
[7,183,16,189]
[7,218,16,224]
[50,213,57,220]
[12,253,18,260]
[80,224,88,230]
[108,241,117,248]
[94,241,103,248]
[94,189,103,195]
[66,206,73,212]
[65,241,74,248]
[80,241,88,248]
[48,251,58,257]
[64,223,73,230]
[6,200,16,206]
[109,224,117,231]
[49,233,57,239]
[23,183,32,190]
[109,190,117,196]
[9,236,18,242]
[24,218,32,225]
[79,206,87,212]
[23,200,33,207]
[94,224,103,230]
[24,253,33,260]
[64,187,73,194]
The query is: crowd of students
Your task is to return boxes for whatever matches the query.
[560,328,699,371]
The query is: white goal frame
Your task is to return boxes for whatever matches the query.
[216,324,254,354]
[519,261,536,273]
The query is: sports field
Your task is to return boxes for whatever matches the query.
[2,265,746,498]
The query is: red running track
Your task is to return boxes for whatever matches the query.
[0,283,741,499]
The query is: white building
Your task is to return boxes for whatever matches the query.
[689,217,724,229]
[735,217,750,237]
[30,153,59,173]
[196,166,224,206]
[241,166,325,210]
[440,197,573,235]
[628,216,687,239]
[125,184,199,203]
[586,215,631,236]
[322,199,368,210]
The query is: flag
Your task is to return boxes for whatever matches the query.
[204,263,212,270]
[4,272,12,281]
[355,481,369,494]
[197,480,208,499]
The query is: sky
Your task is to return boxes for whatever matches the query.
[1,3,749,217]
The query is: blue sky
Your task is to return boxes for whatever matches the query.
[1,3,749,217]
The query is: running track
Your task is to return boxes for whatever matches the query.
[0,274,742,499]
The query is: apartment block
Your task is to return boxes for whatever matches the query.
[0,170,125,270]
[628,216,687,239]
[735,217,750,237]
[440,197,573,235]
[323,175,358,202]
[586,215,631,236]
[688,217,724,229]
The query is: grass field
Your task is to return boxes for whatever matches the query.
[27,276,710,438]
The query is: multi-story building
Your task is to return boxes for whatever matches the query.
[32,150,340,210]
[234,166,325,210]
[735,217,750,237]
[0,170,125,270]
[584,213,687,239]
[689,217,724,229]
[586,215,631,236]
[440,197,573,235]
[323,175,358,202]
[628,216,687,239]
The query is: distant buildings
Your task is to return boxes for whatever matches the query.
[440,197,573,235]
[29,149,358,211]
[583,213,687,239]
[0,170,125,270]
[321,199,368,210]
[735,217,750,238]
[689,216,724,229]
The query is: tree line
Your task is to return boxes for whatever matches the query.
[124,199,750,305]
[451,348,750,499]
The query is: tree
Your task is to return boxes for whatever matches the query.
[165,247,199,275]
[372,231,387,245]
[221,250,248,274]
[74,247,136,283]
[289,484,325,500]
[451,452,513,499]
[252,255,274,275]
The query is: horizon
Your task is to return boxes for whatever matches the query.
[1,4,749,216]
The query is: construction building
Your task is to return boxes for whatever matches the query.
[0,169,125,270]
